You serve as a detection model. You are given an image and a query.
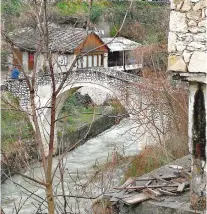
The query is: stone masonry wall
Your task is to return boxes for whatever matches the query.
[168,0,207,210]
[168,0,207,73]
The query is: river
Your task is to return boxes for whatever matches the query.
[1,118,150,214]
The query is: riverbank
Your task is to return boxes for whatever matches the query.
[1,91,37,182]
[57,106,126,153]
[1,118,142,213]
[55,91,127,153]
[1,91,127,183]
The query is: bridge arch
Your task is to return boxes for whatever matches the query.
[39,82,130,155]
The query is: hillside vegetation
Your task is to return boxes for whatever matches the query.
[56,0,169,44]
[2,0,169,44]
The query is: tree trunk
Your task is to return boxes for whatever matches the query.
[45,93,56,214]
[46,182,55,214]
[45,59,57,214]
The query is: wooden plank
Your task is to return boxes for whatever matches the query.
[169,165,183,170]
[119,177,136,188]
[114,184,179,190]
[135,175,178,182]
[142,189,164,201]
[177,181,189,192]
[75,34,108,54]
[158,188,177,196]
[177,183,186,192]
[121,193,150,205]
[145,188,162,197]
[112,191,129,199]
[13,47,22,69]
[110,197,119,202]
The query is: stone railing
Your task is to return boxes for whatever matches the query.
[168,0,206,74]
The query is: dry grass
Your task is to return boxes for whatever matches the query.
[123,132,189,182]
[92,199,116,214]
[1,139,37,171]
[123,146,168,181]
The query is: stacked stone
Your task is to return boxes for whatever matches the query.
[168,0,206,211]
[6,79,30,108]
[168,0,206,73]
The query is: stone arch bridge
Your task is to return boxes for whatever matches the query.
[4,67,148,155]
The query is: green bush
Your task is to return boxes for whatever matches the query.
[1,0,22,16]
[57,0,108,23]
[56,1,88,16]
[1,92,34,150]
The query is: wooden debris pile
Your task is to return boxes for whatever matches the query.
[103,165,191,206]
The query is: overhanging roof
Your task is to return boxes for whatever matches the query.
[102,37,141,52]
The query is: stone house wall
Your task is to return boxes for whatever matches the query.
[168,0,206,73]
[168,0,206,210]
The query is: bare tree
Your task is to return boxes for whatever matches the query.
[127,44,189,161]
[2,1,83,212]
[2,1,188,213]
[1,0,134,213]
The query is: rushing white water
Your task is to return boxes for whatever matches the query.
[1,118,150,214]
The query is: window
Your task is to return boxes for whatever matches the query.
[93,55,98,67]
[83,56,87,68]
[88,55,92,67]
[76,54,104,68]
[99,54,104,66]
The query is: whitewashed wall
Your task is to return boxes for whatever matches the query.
[35,52,108,73]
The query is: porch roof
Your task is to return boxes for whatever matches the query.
[102,37,141,52]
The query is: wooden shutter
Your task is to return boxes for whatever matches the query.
[13,48,22,69]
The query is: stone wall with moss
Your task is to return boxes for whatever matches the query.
[168,0,206,73]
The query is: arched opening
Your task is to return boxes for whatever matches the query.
[55,85,128,153]
[192,84,206,160]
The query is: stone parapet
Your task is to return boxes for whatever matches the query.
[168,0,207,74]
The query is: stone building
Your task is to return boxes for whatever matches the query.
[168,0,206,210]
